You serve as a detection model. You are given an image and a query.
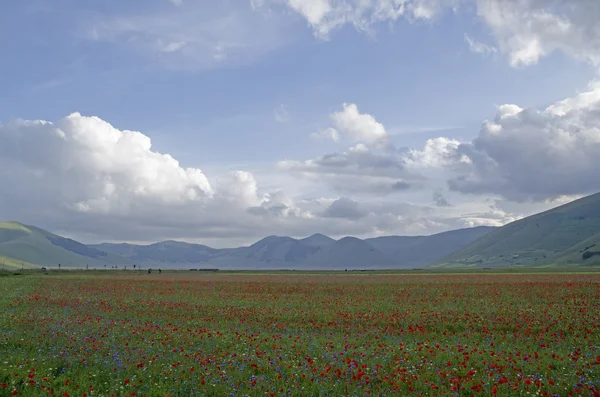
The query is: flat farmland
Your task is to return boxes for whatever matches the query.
[1,273,599,396]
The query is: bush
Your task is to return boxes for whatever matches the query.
[582,251,600,260]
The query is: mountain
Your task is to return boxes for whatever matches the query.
[365,226,496,267]
[0,222,131,269]
[0,220,496,270]
[208,235,322,268]
[438,192,600,267]
[306,237,395,269]
[300,233,336,248]
[89,240,219,265]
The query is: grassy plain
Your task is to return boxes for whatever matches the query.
[1,271,599,396]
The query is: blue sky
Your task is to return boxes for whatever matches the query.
[1,0,599,246]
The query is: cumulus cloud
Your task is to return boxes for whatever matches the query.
[311,127,341,142]
[279,103,420,195]
[1,112,512,245]
[331,104,389,145]
[284,80,600,205]
[408,81,600,201]
[0,113,214,216]
[310,103,389,145]
[0,113,291,243]
[406,137,465,168]
[278,143,418,195]
[247,190,307,218]
[216,171,261,208]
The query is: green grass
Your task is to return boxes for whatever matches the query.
[0,272,599,396]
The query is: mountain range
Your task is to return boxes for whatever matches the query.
[2,191,600,270]
[0,220,494,270]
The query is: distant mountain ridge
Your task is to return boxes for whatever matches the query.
[5,192,600,270]
[0,222,494,270]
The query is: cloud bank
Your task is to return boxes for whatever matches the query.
[0,112,499,245]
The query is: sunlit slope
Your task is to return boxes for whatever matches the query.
[438,192,600,267]
[0,222,130,268]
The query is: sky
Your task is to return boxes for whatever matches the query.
[1,0,600,247]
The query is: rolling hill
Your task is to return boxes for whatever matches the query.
[90,240,220,266]
[0,221,495,270]
[305,236,396,269]
[0,222,132,269]
[438,192,600,267]
[365,226,495,267]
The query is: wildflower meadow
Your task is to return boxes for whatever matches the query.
[0,273,599,397]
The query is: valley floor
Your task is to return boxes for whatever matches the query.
[1,272,599,396]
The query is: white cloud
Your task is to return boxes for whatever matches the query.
[474,0,600,67]
[0,112,515,245]
[407,81,600,201]
[464,33,497,55]
[216,171,261,208]
[0,113,277,243]
[0,113,214,214]
[283,82,600,205]
[255,0,600,68]
[311,127,341,142]
[406,137,464,168]
[331,103,389,145]
[254,0,451,39]
[279,104,420,194]
[159,40,187,53]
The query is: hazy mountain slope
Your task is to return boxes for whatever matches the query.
[207,236,322,269]
[90,240,219,265]
[551,232,600,266]
[363,236,421,258]
[439,193,600,267]
[0,222,130,268]
[0,218,542,270]
[366,226,495,266]
[306,237,395,269]
[300,233,336,248]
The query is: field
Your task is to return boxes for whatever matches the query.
[1,273,599,397]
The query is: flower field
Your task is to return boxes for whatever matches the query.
[1,273,599,397]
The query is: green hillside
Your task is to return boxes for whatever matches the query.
[0,222,131,268]
[552,232,600,266]
[438,192,600,267]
